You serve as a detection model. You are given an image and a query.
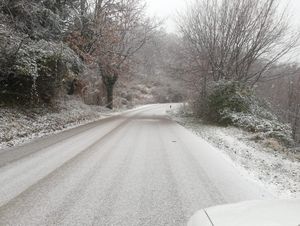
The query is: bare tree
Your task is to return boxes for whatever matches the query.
[81,0,157,109]
[179,0,299,95]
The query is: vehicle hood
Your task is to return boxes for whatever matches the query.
[188,199,300,226]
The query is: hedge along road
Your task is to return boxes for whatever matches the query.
[0,104,272,225]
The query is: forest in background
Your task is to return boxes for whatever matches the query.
[0,0,184,109]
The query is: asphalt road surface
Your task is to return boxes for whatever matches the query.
[0,104,272,226]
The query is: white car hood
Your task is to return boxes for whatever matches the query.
[188,199,300,226]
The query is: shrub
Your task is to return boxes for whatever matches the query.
[207,81,252,123]
[196,80,294,147]
[0,37,83,104]
[0,0,83,105]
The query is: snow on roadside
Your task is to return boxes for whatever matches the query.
[0,96,121,150]
[168,107,300,199]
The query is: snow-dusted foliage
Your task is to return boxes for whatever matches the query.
[1,0,74,40]
[0,35,83,103]
[0,1,83,104]
[203,80,294,146]
[226,112,294,146]
[15,40,82,76]
[207,81,252,122]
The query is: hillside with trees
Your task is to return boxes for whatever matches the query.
[0,0,172,108]
[170,0,300,150]
[1,0,300,151]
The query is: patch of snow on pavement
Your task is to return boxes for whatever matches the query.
[169,106,300,199]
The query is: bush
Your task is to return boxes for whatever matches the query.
[1,0,68,40]
[0,37,83,104]
[196,80,294,147]
[0,0,83,105]
[207,81,252,123]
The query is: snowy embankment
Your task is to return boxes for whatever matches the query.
[0,97,119,150]
[169,106,300,199]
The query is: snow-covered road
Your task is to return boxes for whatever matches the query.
[0,104,272,225]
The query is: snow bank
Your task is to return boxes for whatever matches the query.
[0,97,116,150]
[169,106,300,199]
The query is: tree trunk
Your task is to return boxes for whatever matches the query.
[106,84,114,109]
[102,73,118,109]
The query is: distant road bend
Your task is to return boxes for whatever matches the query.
[0,104,271,225]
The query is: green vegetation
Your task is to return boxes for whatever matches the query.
[201,81,294,146]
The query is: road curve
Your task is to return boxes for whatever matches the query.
[0,104,271,225]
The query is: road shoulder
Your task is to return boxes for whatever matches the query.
[168,107,300,199]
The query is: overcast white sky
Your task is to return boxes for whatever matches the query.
[146,0,300,33]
